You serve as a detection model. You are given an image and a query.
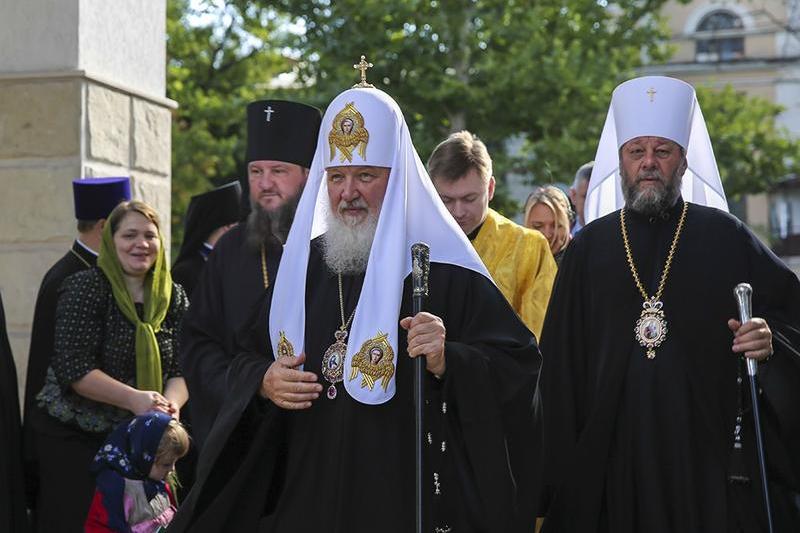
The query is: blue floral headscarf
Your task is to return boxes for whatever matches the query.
[87,412,177,532]
[91,411,172,486]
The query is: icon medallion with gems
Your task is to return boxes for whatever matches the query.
[322,330,348,399]
[635,298,668,359]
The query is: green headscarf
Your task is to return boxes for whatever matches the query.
[98,212,172,392]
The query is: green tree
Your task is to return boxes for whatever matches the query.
[167,0,800,226]
[697,85,800,198]
[167,0,290,250]
[270,0,680,215]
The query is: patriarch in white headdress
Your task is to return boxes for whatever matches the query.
[269,82,490,405]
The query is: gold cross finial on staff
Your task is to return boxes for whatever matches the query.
[353,55,375,88]
[646,87,657,102]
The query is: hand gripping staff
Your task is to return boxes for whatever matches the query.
[734,282,774,533]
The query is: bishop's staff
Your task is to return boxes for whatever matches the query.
[734,282,774,533]
[411,242,430,533]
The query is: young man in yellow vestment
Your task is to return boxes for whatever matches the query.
[428,131,556,339]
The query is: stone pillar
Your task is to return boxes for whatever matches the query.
[0,0,174,399]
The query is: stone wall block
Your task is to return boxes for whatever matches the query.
[87,84,130,166]
[0,244,69,331]
[82,160,132,179]
[0,80,80,159]
[132,99,171,175]
[132,173,172,256]
[0,166,78,243]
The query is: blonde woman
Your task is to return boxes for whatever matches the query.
[524,186,573,265]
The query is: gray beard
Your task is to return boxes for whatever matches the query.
[245,195,300,249]
[321,209,378,275]
[621,167,683,217]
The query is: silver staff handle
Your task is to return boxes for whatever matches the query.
[734,282,757,376]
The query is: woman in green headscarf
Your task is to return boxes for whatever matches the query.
[34,200,189,533]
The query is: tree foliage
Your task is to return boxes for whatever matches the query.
[167,0,800,232]
[697,85,800,198]
[167,0,290,248]
[271,0,679,214]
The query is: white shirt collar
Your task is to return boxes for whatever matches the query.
[75,238,99,257]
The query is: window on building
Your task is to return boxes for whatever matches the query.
[695,11,745,62]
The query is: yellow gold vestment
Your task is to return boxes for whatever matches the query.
[472,209,556,339]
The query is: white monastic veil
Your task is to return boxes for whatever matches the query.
[585,76,728,224]
[269,87,490,405]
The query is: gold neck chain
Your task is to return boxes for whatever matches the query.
[337,273,357,331]
[620,201,688,302]
[260,244,269,289]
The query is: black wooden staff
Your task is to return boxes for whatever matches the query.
[734,282,774,533]
[411,242,430,533]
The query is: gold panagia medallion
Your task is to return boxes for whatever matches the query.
[277,331,295,359]
[349,332,395,392]
[322,329,347,399]
[328,102,369,163]
[635,298,668,359]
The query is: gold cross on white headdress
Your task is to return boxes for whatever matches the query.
[352,55,375,88]
[646,87,657,102]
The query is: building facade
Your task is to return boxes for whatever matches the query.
[647,0,800,268]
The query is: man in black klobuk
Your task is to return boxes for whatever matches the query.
[539,75,800,532]
[171,181,241,299]
[179,100,321,450]
[23,177,131,527]
[169,77,539,532]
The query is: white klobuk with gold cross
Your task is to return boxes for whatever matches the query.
[585,76,729,224]
[269,73,491,405]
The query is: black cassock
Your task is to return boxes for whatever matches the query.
[540,199,800,533]
[171,250,205,299]
[179,223,281,449]
[170,247,206,497]
[0,293,28,532]
[169,237,540,533]
[23,241,96,509]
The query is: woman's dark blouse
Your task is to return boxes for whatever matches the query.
[37,267,188,434]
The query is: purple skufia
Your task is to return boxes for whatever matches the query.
[72,177,132,220]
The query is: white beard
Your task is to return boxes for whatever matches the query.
[321,202,378,275]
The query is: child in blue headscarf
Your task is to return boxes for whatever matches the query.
[85,411,190,532]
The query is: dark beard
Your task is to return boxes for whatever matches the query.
[620,166,683,217]
[245,195,300,249]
